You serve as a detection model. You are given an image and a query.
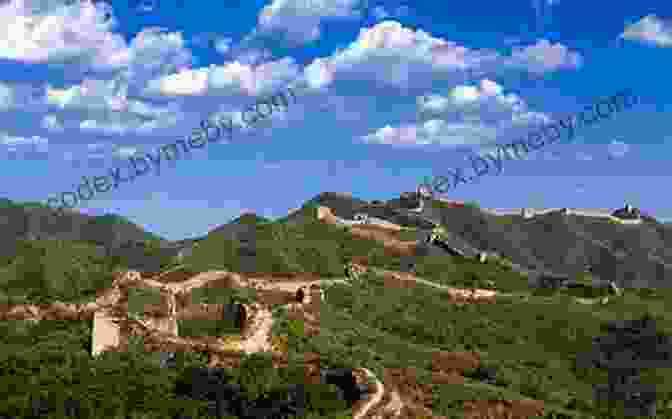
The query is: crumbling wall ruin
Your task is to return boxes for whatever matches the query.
[89,270,258,357]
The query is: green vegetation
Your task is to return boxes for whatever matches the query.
[178,318,240,338]
[395,227,421,241]
[463,200,481,210]
[0,318,349,418]
[183,217,402,275]
[0,238,118,305]
[494,214,520,226]
[232,213,271,225]
[178,287,259,337]
[3,204,672,417]
[189,284,258,306]
[315,272,672,417]
[413,253,530,292]
[127,286,164,316]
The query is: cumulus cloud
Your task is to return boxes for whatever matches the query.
[297,21,581,91]
[1,133,49,159]
[256,0,362,43]
[44,74,181,134]
[215,37,233,54]
[232,48,273,65]
[145,56,301,97]
[79,119,128,135]
[362,78,555,148]
[0,0,130,69]
[124,27,193,88]
[303,57,335,89]
[1,133,47,148]
[503,39,582,73]
[0,82,20,109]
[620,15,672,48]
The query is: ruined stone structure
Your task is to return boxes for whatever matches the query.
[91,270,180,357]
[91,309,121,357]
[88,270,260,357]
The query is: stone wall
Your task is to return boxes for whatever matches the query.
[91,309,120,357]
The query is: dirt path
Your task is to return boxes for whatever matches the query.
[317,205,417,257]
[0,263,499,419]
[353,368,385,419]
[380,390,404,418]
[239,304,273,354]
[369,267,499,302]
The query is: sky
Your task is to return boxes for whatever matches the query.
[0,0,670,240]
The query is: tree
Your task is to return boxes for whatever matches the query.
[235,353,280,401]
[13,241,50,304]
[576,313,671,417]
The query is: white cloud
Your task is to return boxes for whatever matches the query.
[232,47,273,65]
[0,81,19,109]
[44,74,181,134]
[504,39,583,74]
[124,27,193,85]
[215,37,232,54]
[364,78,554,149]
[257,0,362,43]
[1,133,46,147]
[145,57,300,97]
[297,22,581,91]
[607,140,631,159]
[0,133,49,157]
[145,67,210,96]
[0,0,130,69]
[303,57,334,88]
[79,119,128,135]
[620,15,672,47]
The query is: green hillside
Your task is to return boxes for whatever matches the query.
[1,205,671,417]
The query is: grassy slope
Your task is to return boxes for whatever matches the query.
[309,272,672,417]
[0,236,179,306]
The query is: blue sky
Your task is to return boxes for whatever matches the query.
[0,0,670,240]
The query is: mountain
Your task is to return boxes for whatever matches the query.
[0,199,164,246]
[275,192,670,289]
[0,199,172,277]
[3,192,672,418]
[4,193,669,290]
[416,201,672,289]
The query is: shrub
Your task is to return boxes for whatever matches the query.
[287,318,305,339]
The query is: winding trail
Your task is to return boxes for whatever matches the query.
[353,368,385,419]
[1,202,553,419]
